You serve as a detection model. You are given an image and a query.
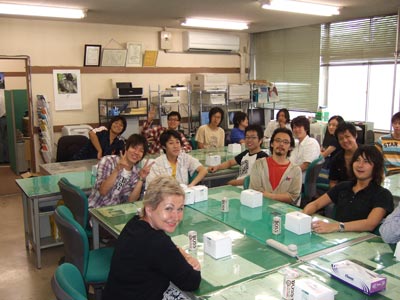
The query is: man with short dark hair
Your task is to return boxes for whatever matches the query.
[290,116,320,181]
[376,112,400,176]
[250,128,302,205]
[141,106,192,154]
[209,125,267,186]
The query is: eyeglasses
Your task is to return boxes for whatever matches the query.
[245,136,258,140]
[168,118,180,122]
[273,138,290,145]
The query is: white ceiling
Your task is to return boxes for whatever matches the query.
[2,0,400,33]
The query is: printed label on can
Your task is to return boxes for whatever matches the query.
[272,215,281,235]
[221,197,229,212]
[282,275,296,300]
[188,230,197,251]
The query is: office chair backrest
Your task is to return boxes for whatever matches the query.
[58,177,89,230]
[301,155,325,208]
[54,206,89,277]
[56,135,89,162]
[51,263,87,300]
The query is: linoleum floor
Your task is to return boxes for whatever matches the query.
[0,193,63,300]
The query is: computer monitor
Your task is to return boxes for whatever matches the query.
[227,109,243,129]
[200,111,209,125]
[248,108,265,128]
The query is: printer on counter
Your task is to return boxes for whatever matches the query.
[112,82,143,98]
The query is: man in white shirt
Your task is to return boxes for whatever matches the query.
[290,116,320,181]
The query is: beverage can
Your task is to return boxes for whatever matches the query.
[188,230,197,251]
[272,215,281,235]
[221,197,229,212]
[282,272,296,300]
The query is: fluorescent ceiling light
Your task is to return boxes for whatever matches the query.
[0,3,86,19]
[181,18,248,30]
[261,0,340,17]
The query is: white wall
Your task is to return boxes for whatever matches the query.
[0,17,250,169]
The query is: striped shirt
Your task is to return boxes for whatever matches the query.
[376,134,400,176]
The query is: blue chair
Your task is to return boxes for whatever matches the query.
[58,177,92,238]
[300,155,325,208]
[51,263,87,300]
[54,206,114,300]
[243,175,250,189]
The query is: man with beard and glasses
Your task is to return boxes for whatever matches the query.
[250,128,302,206]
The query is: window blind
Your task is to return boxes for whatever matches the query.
[252,25,320,112]
[321,15,398,65]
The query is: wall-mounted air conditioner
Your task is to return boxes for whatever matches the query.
[183,31,240,52]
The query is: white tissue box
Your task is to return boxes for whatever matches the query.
[294,278,336,300]
[191,185,208,202]
[284,211,312,235]
[183,187,195,205]
[227,143,242,153]
[240,189,263,208]
[206,155,221,166]
[331,260,386,295]
[203,231,232,259]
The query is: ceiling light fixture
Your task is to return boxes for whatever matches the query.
[261,0,340,17]
[0,3,86,19]
[181,18,248,30]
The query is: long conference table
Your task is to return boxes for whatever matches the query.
[17,147,238,269]
[89,185,397,299]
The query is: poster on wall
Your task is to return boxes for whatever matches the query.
[53,69,82,110]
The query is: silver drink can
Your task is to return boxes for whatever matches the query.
[272,215,281,235]
[282,273,296,300]
[221,197,229,212]
[188,230,197,251]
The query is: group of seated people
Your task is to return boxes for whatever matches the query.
[63,106,400,299]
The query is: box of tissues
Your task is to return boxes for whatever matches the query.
[227,143,242,153]
[294,278,337,300]
[240,189,263,208]
[183,187,195,205]
[203,231,232,259]
[284,211,311,235]
[191,185,208,202]
[206,155,221,166]
[331,260,386,295]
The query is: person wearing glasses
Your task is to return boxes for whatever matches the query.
[195,107,225,149]
[250,128,302,206]
[208,125,267,186]
[141,106,192,154]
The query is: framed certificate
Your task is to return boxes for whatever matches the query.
[83,44,101,66]
[126,42,142,67]
[101,49,127,67]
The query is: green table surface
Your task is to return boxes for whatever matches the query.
[200,254,398,300]
[90,203,296,296]
[188,185,372,257]
[15,171,94,197]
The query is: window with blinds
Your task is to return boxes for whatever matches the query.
[252,25,320,112]
[321,15,398,65]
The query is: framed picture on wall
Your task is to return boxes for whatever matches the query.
[101,49,127,67]
[83,44,101,66]
[126,42,142,67]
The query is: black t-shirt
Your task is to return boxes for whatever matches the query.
[103,216,201,300]
[329,150,354,182]
[327,181,394,224]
